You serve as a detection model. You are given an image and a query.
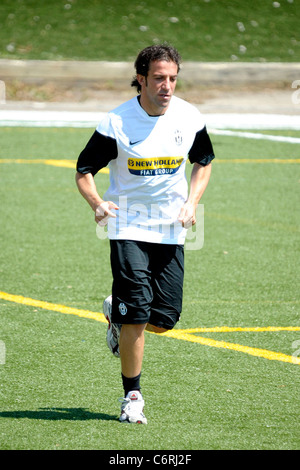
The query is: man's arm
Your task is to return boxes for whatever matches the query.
[178,162,212,227]
[75,172,119,225]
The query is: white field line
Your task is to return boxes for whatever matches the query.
[210,128,300,144]
[0,110,300,143]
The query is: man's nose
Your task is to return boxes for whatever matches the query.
[162,78,170,90]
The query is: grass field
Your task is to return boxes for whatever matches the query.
[0,0,299,62]
[0,126,299,450]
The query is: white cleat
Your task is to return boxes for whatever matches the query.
[119,390,148,424]
[103,295,121,358]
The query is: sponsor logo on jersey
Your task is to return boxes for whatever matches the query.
[127,156,184,176]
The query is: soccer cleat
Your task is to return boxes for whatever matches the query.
[103,295,121,358]
[119,390,147,424]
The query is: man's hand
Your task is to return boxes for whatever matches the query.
[178,202,196,228]
[95,201,119,226]
[178,162,212,228]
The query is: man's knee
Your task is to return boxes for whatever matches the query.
[146,324,169,334]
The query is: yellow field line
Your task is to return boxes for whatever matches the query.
[175,325,300,333]
[216,158,300,164]
[187,300,300,305]
[2,156,299,234]
[0,159,109,173]
[0,158,299,168]
[0,291,106,323]
[1,291,299,365]
[161,329,300,365]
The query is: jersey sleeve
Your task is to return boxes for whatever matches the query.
[76,130,118,175]
[76,113,118,176]
[188,126,215,166]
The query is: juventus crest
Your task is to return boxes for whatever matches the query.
[174,129,183,146]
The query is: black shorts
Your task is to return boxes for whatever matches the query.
[110,240,184,330]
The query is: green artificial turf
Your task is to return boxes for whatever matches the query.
[0,127,299,449]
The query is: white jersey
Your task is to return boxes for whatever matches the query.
[77,95,215,245]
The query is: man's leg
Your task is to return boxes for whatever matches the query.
[109,240,178,424]
[120,323,167,395]
[146,324,169,334]
[118,323,148,424]
[119,323,146,380]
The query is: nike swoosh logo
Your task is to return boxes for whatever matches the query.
[129,139,143,145]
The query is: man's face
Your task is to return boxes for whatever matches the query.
[137,60,178,115]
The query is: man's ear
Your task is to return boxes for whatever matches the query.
[136,74,146,87]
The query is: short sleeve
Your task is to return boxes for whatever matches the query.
[188,126,215,166]
[76,130,118,176]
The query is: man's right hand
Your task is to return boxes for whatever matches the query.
[95,201,119,226]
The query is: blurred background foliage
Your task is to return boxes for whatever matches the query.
[0,0,299,62]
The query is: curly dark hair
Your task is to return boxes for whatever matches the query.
[131,44,181,92]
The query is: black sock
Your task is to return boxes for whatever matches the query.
[122,372,141,396]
